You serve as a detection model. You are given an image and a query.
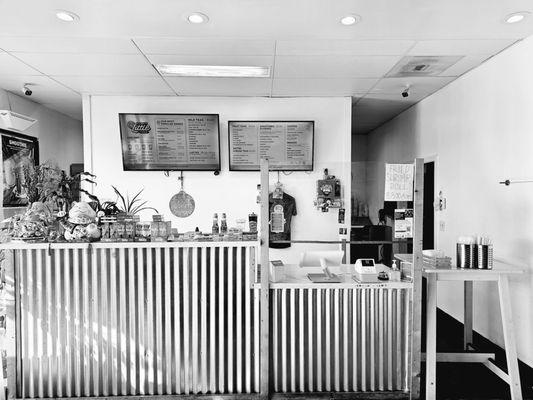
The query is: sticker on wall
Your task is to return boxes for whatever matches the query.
[394,208,413,239]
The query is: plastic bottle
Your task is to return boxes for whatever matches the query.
[220,213,228,234]
[212,213,219,235]
[390,260,401,281]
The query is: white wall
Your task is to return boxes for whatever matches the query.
[366,37,533,367]
[0,90,83,171]
[0,89,83,218]
[85,96,351,263]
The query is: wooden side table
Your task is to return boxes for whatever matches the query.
[423,266,524,400]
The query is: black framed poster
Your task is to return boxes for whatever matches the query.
[2,130,39,207]
[119,113,220,171]
[228,121,314,171]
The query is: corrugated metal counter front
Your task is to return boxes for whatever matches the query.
[0,241,260,399]
[1,242,413,399]
[257,266,413,394]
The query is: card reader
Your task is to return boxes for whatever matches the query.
[353,258,379,282]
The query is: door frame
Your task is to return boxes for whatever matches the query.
[422,154,439,249]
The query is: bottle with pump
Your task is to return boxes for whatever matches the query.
[212,213,219,235]
[390,260,401,281]
[220,213,228,234]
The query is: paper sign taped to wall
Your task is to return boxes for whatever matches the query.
[394,209,413,238]
[384,163,414,201]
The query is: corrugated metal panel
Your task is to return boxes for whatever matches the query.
[271,287,410,393]
[14,244,260,398]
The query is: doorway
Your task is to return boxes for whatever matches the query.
[423,161,435,250]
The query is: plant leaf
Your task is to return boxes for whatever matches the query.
[129,189,143,207]
[112,186,127,211]
[135,206,159,214]
[130,200,149,215]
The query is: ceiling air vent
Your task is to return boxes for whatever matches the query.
[386,56,464,77]
[0,110,37,132]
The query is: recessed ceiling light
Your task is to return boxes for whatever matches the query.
[187,12,209,24]
[55,10,79,22]
[156,64,271,78]
[504,11,530,24]
[340,14,360,26]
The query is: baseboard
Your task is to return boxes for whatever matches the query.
[436,308,533,390]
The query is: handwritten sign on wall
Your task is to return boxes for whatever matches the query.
[384,163,414,201]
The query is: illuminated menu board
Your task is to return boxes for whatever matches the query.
[228,121,314,171]
[119,113,220,171]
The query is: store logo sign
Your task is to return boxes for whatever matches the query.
[127,121,151,134]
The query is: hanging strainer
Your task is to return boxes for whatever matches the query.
[169,172,195,218]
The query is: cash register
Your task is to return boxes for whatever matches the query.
[353,258,379,282]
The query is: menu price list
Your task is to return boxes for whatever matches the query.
[120,114,220,170]
[229,121,313,171]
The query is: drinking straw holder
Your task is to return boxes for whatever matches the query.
[456,243,475,268]
[456,243,493,269]
[476,244,493,270]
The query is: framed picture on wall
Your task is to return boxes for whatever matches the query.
[1,129,39,207]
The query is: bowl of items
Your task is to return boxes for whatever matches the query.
[61,201,101,242]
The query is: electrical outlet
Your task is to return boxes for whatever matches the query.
[439,221,445,232]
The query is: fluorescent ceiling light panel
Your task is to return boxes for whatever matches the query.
[156,64,271,77]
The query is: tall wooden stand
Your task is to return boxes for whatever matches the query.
[409,158,424,399]
[259,159,270,399]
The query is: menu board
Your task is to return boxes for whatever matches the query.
[228,121,314,171]
[119,113,220,171]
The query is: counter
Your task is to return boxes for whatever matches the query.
[0,242,414,399]
[1,241,260,398]
[262,265,413,393]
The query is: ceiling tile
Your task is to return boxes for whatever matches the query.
[0,52,41,75]
[0,37,138,54]
[11,53,156,76]
[0,74,72,92]
[276,40,415,56]
[408,39,516,56]
[439,54,492,76]
[26,90,81,108]
[272,78,377,96]
[53,76,175,95]
[274,55,401,78]
[165,77,271,96]
[0,75,79,104]
[134,38,275,55]
[370,76,455,99]
[0,1,532,40]
[147,54,273,69]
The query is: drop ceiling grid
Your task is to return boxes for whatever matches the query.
[0,48,85,120]
[0,35,526,124]
[352,37,520,133]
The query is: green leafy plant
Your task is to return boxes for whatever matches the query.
[58,171,97,205]
[112,186,159,215]
[21,162,97,206]
[22,162,63,203]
